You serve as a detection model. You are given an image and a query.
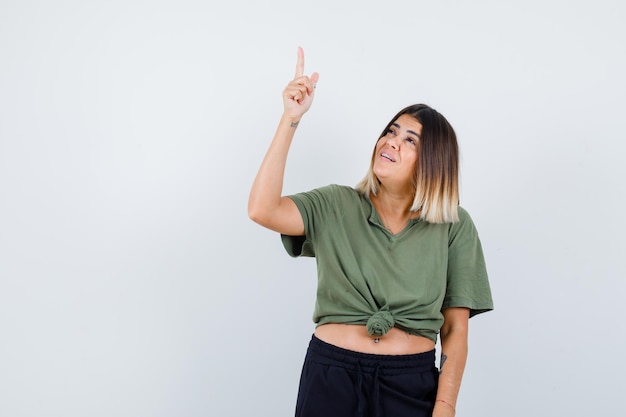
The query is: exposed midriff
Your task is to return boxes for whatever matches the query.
[314,323,436,355]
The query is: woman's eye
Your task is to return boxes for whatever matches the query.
[406,137,416,145]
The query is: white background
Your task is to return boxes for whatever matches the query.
[1,1,624,416]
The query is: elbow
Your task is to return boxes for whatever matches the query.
[247,201,271,226]
[440,307,470,342]
[247,204,263,224]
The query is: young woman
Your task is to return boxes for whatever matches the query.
[248,47,493,417]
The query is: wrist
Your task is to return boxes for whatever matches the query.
[435,399,456,414]
[280,113,301,128]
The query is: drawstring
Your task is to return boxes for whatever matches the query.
[356,361,366,417]
[373,362,382,417]
[355,360,384,417]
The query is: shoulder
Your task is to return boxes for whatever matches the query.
[329,184,360,196]
[456,206,473,225]
[307,184,361,201]
[287,184,361,212]
[448,206,481,241]
[454,206,478,225]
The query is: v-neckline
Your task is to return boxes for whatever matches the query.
[367,195,420,237]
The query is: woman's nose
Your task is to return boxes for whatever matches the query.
[388,136,400,149]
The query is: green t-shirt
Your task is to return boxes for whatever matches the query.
[281,184,493,343]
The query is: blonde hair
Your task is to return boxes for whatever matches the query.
[356,104,460,224]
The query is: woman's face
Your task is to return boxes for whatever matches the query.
[373,114,422,191]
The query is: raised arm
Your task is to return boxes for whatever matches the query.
[248,47,320,235]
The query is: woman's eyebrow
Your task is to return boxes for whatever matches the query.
[407,129,421,139]
[392,123,421,139]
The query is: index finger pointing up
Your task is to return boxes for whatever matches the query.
[295,46,304,78]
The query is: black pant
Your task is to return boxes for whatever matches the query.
[295,335,438,417]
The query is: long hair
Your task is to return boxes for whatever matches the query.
[355,104,460,224]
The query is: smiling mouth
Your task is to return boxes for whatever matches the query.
[381,152,395,162]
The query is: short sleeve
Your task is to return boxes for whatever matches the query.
[280,185,337,258]
[443,207,494,317]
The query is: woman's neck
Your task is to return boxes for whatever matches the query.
[372,189,415,234]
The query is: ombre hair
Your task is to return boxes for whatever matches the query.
[355,104,460,224]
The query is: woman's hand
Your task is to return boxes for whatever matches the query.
[282,47,319,120]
